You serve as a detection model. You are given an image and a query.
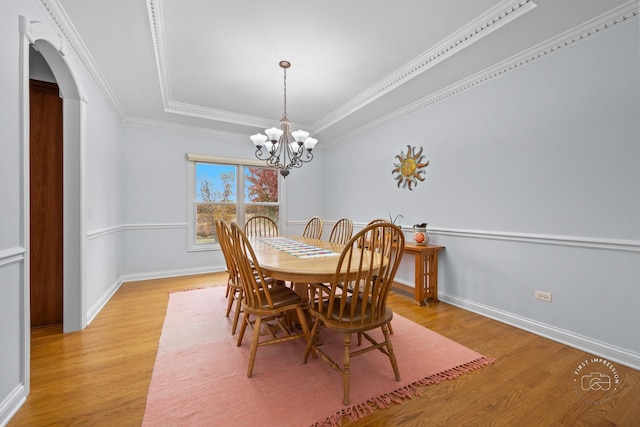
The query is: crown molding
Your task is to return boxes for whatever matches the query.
[38,0,126,118]
[165,101,277,129]
[331,1,639,144]
[310,0,538,134]
[145,0,170,108]
[123,116,247,140]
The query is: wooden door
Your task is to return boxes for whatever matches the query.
[30,79,64,328]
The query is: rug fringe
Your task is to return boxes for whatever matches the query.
[311,356,495,427]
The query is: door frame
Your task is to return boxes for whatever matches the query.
[19,15,87,395]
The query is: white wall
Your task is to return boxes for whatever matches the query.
[279,149,326,235]
[120,126,227,279]
[322,19,640,368]
[119,125,324,280]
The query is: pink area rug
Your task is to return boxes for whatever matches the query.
[142,287,494,426]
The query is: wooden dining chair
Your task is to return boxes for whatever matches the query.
[244,215,278,237]
[215,219,244,335]
[230,222,312,378]
[367,218,389,225]
[361,218,396,333]
[328,218,354,245]
[304,222,405,405]
[359,219,389,244]
[302,216,323,239]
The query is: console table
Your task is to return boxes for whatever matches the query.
[394,242,444,306]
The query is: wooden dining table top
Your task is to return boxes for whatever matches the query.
[250,235,346,283]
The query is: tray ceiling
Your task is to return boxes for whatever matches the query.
[50,0,637,143]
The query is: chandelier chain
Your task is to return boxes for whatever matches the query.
[283,66,287,118]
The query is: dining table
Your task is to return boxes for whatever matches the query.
[249,234,392,343]
[250,234,445,308]
[249,235,346,287]
[249,235,349,335]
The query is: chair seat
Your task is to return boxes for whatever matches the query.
[314,297,393,333]
[245,284,302,313]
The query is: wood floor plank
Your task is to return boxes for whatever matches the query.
[9,273,640,426]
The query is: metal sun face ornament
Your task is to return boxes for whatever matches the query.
[392,145,429,190]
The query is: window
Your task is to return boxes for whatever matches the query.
[187,154,281,250]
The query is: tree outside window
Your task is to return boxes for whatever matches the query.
[245,166,279,226]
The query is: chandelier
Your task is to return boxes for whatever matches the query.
[250,60,318,178]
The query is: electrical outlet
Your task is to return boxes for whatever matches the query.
[535,290,552,302]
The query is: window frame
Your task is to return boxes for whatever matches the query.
[187,153,284,251]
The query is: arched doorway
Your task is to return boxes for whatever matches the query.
[20,17,87,341]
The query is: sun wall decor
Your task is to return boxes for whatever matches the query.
[392,145,429,190]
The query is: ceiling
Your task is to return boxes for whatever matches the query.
[52,0,635,144]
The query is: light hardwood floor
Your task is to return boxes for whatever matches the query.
[9,273,640,426]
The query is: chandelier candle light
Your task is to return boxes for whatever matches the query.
[250,60,318,178]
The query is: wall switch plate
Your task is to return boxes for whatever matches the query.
[535,290,552,302]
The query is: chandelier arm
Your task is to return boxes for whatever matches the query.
[255,147,285,170]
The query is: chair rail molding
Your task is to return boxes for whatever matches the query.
[87,222,188,240]
[0,247,26,268]
[344,222,640,254]
[427,227,640,253]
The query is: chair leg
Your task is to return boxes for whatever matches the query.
[225,288,235,317]
[295,305,312,352]
[342,333,352,405]
[231,290,243,335]
[247,315,262,378]
[225,272,233,297]
[304,317,321,363]
[237,311,250,346]
[382,324,400,381]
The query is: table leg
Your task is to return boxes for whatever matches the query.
[291,282,322,344]
[424,251,440,302]
[414,252,426,306]
[412,250,440,305]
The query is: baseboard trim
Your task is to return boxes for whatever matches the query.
[439,292,640,371]
[0,384,26,427]
[86,277,125,327]
[119,266,223,285]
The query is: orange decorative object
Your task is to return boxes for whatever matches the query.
[413,223,429,245]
